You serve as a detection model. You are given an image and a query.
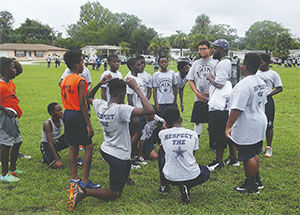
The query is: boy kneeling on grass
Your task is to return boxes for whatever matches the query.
[226,53,267,194]
[158,106,210,203]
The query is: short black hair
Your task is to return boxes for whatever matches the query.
[63,50,82,70]
[107,54,119,62]
[243,53,261,74]
[108,78,126,96]
[198,40,210,48]
[136,55,145,61]
[162,106,180,127]
[260,53,271,65]
[47,102,59,115]
[13,60,23,76]
[0,57,13,76]
[158,56,168,63]
[127,58,139,71]
[177,61,189,71]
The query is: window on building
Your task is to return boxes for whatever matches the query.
[15,51,26,57]
[35,51,44,57]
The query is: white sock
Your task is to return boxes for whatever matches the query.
[194,123,203,136]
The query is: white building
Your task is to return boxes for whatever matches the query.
[81,45,122,57]
[170,48,190,60]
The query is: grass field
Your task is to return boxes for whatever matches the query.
[0,62,299,214]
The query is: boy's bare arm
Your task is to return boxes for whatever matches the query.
[88,75,112,104]
[206,72,224,89]
[172,85,177,105]
[188,80,207,102]
[153,87,159,112]
[269,86,283,97]
[79,80,94,138]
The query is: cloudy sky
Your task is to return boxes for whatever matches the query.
[3,0,300,38]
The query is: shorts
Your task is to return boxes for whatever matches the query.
[265,97,275,129]
[142,121,163,159]
[191,101,209,124]
[157,104,176,117]
[100,149,131,193]
[235,141,263,162]
[63,110,92,147]
[129,116,147,133]
[208,110,229,149]
[40,134,68,166]
[0,128,22,147]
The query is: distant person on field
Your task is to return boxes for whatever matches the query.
[47,55,51,68]
[0,57,23,183]
[226,53,267,193]
[158,106,210,203]
[187,40,218,140]
[256,53,283,157]
[60,50,101,212]
[176,60,189,112]
[55,55,60,68]
[153,56,178,116]
[96,56,102,71]
[100,55,123,101]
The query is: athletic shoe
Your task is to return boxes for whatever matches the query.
[77,157,83,166]
[0,173,20,183]
[264,147,272,157]
[66,182,85,212]
[80,179,102,189]
[207,160,224,171]
[224,157,240,167]
[131,164,141,170]
[180,185,190,203]
[235,178,259,194]
[256,176,264,190]
[134,156,147,165]
[9,169,24,176]
[159,184,171,193]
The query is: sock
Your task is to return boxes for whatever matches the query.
[194,123,203,136]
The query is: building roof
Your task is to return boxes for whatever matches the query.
[81,45,122,50]
[0,43,68,51]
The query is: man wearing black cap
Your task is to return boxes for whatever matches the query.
[206,39,239,171]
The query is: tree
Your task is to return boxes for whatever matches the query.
[245,20,290,53]
[130,25,157,54]
[11,18,54,44]
[173,31,189,56]
[209,24,238,49]
[119,41,130,55]
[0,11,14,43]
[190,14,211,35]
[272,31,292,59]
[148,37,171,58]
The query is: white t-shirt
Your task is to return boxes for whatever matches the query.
[138,71,153,89]
[256,69,283,95]
[187,57,218,101]
[41,118,63,142]
[61,66,92,85]
[209,58,232,111]
[229,75,267,145]
[125,72,147,108]
[141,115,164,141]
[92,99,134,160]
[159,127,200,182]
[100,70,123,101]
[153,70,178,104]
[175,72,187,93]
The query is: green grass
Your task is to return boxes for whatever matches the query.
[0,62,299,214]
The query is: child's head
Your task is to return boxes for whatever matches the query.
[47,102,63,119]
[136,55,145,70]
[63,50,83,73]
[127,58,142,74]
[241,53,261,75]
[177,61,190,77]
[198,40,211,58]
[0,57,16,80]
[107,55,120,72]
[13,60,23,76]
[260,53,271,71]
[108,78,127,100]
[162,106,181,128]
[158,56,168,71]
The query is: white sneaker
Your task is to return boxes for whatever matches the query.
[131,164,141,170]
[135,156,147,165]
[264,147,272,157]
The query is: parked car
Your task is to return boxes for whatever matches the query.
[142,55,156,64]
[118,55,127,64]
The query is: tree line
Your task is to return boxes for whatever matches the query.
[1,1,299,59]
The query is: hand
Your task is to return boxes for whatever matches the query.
[52,160,64,169]
[225,127,232,139]
[196,92,207,103]
[100,74,112,85]
[180,104,184,112]
[126,77,138,90]
[87,125,94,138]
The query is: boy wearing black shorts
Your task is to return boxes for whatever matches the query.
[226,53,267,193]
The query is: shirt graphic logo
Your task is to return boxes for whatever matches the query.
[172,146,187,158]
[158,79,172,94]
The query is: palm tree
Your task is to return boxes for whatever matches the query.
[174,30,189,57]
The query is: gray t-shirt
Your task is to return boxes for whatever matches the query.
[187,57,218,101]
[125,72,146,108]
[229,75,267,145]
[256,69,283,95]
[159,127,200,182]
[175,72,187,93]
[61,66,92,85]
[153,70,178,104]
[92,99,134,160]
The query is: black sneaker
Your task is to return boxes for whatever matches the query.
[180,185,190,203]
[207,160,224,171]
[224,157,240,166]
[159,184,171,193]
[235,178,259,194]
[256,176,264,190]
[77,157,83,166]
[235,182,247,192]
